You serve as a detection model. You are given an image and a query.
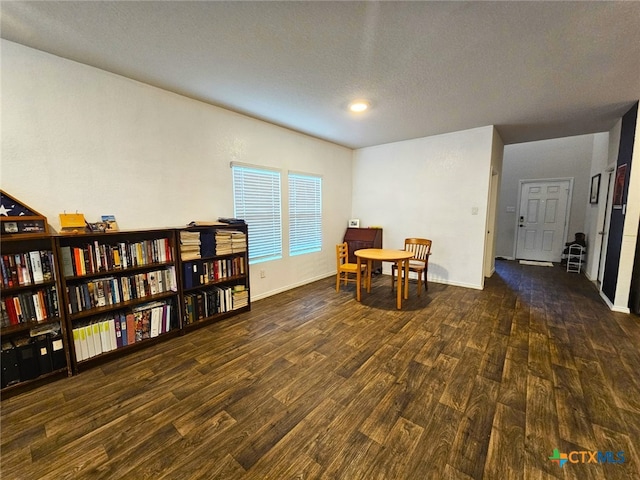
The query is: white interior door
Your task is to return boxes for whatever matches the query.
[516,180,571,262]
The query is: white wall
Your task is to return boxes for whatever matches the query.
[613,112,640,311]
[1,40,354,300]
[583,132,612,281]
[496,134,596,259]
[352,126,496,290]
[484,128,504,277]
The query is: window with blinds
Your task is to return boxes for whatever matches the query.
[289,173,322,256]
[232,165,282,264]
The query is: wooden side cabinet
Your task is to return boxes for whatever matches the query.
[343,228,383,273]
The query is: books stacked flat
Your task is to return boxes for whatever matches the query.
[180,231,201,261]
[214,231,233,255]
[230,231,247,253]
[231,285,249,310]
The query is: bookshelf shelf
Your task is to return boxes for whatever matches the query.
[66,291,178,321]
[1,279,58,294]
[1,316,65,336]
[62,261,175,282]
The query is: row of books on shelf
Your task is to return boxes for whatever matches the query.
[179,229,247,260]
[182,256,246,289]
[1,251,55,288]
[1,331,66,388]
[1,286,60,327]
[179,230,204,261]
[215,230,247,255]
[66,267,178,315]
[183,285,248,324]
[59,238,173,278]
[72,301,174,361]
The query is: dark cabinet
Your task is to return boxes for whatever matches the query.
[343,228,383,273]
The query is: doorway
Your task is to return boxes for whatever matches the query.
[597,166,616,285]
[515,179,572,262]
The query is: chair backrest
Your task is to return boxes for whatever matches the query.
[336,242,349,268]
[404,238,432,262]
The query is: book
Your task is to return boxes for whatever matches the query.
[29,251,44,283]
[92,322,103,356]
[133,311,144,342]
[50,336,66,370]
[78,327,89,361]
[59,247,74,277]
[150,307,160,338]
[101,215,119,232]
[72,328,82,361]
[119,314,129,347]
[85,325,96,358]
[100,320,111,353]
[165,303,172,332]
[108,318,117,351]
[40,251,53,281]
[34,335,53,375]
[126,313,136,345]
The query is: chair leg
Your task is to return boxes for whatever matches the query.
[417,273,422,297]
[390,266,395,290]
[424,269,428,291]
[336,273,340,292]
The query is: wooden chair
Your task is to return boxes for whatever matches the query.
[391,238,432,296]
[336,242,367,292]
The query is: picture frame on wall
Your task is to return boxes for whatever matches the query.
[348,219,360,228]
[589,173,601,204]
[613,164,627,209]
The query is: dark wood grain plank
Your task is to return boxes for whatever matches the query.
[551,364,596,450]
[483,402,526,480]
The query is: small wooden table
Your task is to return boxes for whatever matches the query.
[355,248,414,309]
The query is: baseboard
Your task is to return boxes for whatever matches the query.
[599,290,631,314]
[251,272,335,302]
[251,269,486,301]
[612,305,631,314]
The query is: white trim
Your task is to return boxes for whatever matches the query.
[288,169,323,178]
[230,161,281,172]
[251,272,335,301]
[599,289,631,313]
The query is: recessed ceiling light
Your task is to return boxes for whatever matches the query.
[349,100,370,113]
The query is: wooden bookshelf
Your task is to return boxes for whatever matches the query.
[55,229,182,373]
[1,224,251,394]
[176,223,251,332]
[1,234,71,395]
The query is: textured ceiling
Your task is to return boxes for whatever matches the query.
[1,1,639,149]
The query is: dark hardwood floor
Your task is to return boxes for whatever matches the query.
[2,260,639,479]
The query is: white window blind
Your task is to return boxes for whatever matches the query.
[289,173,322,256]
[232,165,282,264]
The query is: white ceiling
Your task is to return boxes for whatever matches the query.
[1,1,639,149]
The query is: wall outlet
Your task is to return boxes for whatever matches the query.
[260,269,266,278]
